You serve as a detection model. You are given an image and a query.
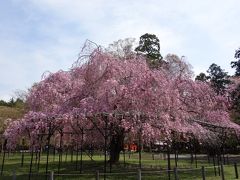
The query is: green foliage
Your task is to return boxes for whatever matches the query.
[0,98,24,108]
[13,98,25,108]
[231,48,240,76]
[230,84,240,124]
[196,64,230,95]
[0,100,8,106]
[195,72,210,82]
[135,33,162,68]
[207,63,231,95]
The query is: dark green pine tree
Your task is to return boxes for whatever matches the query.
[195,72,210,82]
[231,84,240,124]
[230,48,240,124]
[135,33,162,68]
[207,63,231,95]
[231,48,240,76]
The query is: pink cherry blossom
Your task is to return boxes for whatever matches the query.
[4,43,240,159]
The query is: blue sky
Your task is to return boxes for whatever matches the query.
[0,0,240,100]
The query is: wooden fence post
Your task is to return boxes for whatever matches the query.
[221,164,225,180]
[1,150,6,175]
[50,171,54,180]
[201,166,205,180]
[21,152,24,167]
[218,155,221,176]
[95,170,99,180]
[174,167,179,180]
[137,169,141,180]
[235,162,239,179]
[213,155,217,176]
[226,154,229,165]
[12,170,16,180]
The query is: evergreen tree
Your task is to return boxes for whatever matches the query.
[207,63,231,95]
[195,72,210,82]
[135,33,162,68]
[231,84,240,124]
[231,48,240,76]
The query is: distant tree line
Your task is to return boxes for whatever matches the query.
[0,98,24,108]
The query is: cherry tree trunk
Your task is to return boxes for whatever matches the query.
[109,133,124,163]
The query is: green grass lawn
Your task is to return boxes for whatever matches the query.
[0,151,239,179]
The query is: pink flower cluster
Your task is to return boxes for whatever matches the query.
[4,48,240,149]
